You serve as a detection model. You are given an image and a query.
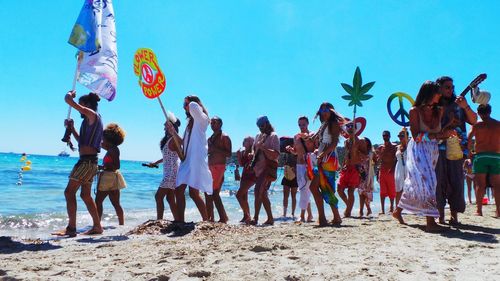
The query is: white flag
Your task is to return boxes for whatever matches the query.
[77,0,118,101]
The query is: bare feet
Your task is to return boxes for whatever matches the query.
[331,219,342,226]
[51,226,77,238]
[425,224,449,233]
[438,217,446,224]
[449,218,460,226]
[218,216,229,224]
[83,226,103,235]
[249,220,258,225]
[367,209,372,216]
[379,212,385,215]
[475,211,483,216]
[343,211,351,218]
[392,210,405,224]
[306,216,314,222]
[359,211,364,217]
[318,220,329,227]
[263,219,274,226]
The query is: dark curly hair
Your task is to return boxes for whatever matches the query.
[103,123,126,146]
[78,92,100,111]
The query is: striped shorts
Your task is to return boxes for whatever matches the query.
[69,156,98,184]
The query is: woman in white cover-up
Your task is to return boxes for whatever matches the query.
[167,95,212,222]
[393,81,453,233]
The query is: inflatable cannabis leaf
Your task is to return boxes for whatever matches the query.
[341,66,375,121]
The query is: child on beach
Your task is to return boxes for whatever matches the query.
[95,123,127,225]
[148,115,182,220]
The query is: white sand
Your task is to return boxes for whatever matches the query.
[1,205,498,281]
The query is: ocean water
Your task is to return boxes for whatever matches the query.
[2,152,391,239]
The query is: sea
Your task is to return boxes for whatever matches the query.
[0,152,472,239]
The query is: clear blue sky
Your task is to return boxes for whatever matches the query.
[0,1,498,161]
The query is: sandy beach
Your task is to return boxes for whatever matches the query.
[1,205,498,281]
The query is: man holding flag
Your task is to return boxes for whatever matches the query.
[54,0,117,237]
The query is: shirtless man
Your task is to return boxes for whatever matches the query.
[376,130,397,214]
[207,116,232,223]
[468,104,500,217]
[338,124,367,218]
[286,116,314,222]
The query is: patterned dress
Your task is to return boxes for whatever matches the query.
[313,123,340,208]
[159,139,179,189]
[358,152,374,201]
[398,138,439,217]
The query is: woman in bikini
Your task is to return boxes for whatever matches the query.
[393,81,453,232]
[236,137,256,224]
[308,102,345,226]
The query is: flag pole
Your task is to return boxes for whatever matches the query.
[67,51,84,119]
[157,97,185,160]
[61,51,83,150]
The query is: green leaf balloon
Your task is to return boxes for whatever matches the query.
[341,66,375,121]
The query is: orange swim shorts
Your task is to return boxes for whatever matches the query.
[379,167,396,199]
[209,164,226,191]
[338,165,360,189]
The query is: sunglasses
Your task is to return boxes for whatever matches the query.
[319,108,330,113]
[383,134,390,137]
[398,135,405,138]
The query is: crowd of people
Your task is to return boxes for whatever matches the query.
[53,75,499,237]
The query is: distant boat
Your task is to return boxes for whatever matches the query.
[58,151,70,157]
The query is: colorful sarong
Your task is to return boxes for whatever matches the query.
[314,152,339,208]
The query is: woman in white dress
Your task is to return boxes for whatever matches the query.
[167,95,212,222]
[394,129,409,206]
[393,81,453,232]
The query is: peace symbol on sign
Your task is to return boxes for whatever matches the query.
[387,92,415,126]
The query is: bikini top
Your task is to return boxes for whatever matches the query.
[418,111,441,134]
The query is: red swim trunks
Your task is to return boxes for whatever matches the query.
[379,167,396,199]
[210,164,226,191]
[338,165,360,188]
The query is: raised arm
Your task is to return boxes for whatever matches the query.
[64,91,96,124]
[189,102,209,124]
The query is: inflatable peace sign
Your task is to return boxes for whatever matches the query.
[387,92,414,126]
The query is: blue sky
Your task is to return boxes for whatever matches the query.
[0,1,498,161]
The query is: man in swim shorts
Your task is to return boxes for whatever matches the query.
[207,116,232,223]
[338,123,366,217]
[376,130,397,214]
[468,104,499,217]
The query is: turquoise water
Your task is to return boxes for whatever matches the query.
[0,152,388,238]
